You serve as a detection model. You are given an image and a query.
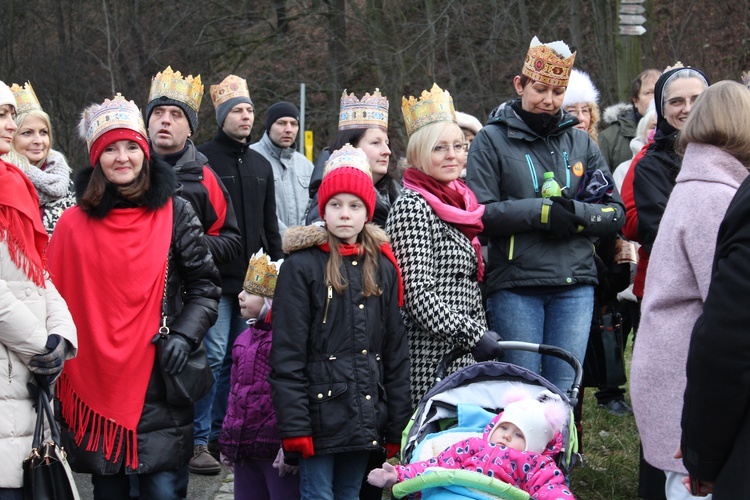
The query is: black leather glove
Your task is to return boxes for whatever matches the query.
[158,333,191,375]
[470,330,504,362]
[29,334,67,384]
[548,196,587,238]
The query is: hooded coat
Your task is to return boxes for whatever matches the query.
[598,103,637,169]
[269,224,411,456]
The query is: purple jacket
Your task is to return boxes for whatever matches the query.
[220,320,281,461]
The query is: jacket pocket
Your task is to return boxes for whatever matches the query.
[308,381,349,438]
[297,174,311,189]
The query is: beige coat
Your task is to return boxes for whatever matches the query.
[0,242,77,488]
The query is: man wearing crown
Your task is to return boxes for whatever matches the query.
[145,66,242,275]
[250,101,314,236]
[195,75,283,475]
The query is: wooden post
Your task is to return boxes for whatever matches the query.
[615,0,647,102]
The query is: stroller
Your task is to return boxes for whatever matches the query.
[394,341,583,499]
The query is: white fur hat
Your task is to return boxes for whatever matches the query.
[455,111,483,135]
[0,81,17,111]
[562,69,599,107]
[493,387,570,453]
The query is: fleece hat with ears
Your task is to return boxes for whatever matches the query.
[489,388,570,453]
[318,144,376,222]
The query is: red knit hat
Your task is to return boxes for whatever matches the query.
[318,144,376,221]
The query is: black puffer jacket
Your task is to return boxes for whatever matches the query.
[269,224,411,456]
[62,160,221,474]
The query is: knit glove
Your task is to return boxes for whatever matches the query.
[471,330,504,362]
[385,442,401,459]
[283,436,315,459]
[368,462,398,488]
[549,196,587,238]
[29,334,68,384]
[156,333,191,375]
[273,447,299,476]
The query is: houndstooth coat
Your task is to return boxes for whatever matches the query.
[386,189,487,406]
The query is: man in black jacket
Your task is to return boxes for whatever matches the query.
[146,66,243,475]
[196,74,283,474]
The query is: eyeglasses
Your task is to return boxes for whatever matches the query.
[433,142,467,155]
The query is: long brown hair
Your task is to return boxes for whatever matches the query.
[326,223,382,298]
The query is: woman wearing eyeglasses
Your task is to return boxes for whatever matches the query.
[386,84,502,406]
[465,37,624,395]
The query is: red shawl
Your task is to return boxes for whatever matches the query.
[318,241,404,307]
[0,159,48,286]
[47,200,173,470]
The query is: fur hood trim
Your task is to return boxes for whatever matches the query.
[73,158,177,218]
[602,103,633,125]
[282,223,389,254]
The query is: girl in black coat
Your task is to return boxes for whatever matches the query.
[269,145,411,499]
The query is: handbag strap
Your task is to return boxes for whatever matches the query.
[30,385,62,452]
[159,258,170,337]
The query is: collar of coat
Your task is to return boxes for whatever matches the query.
[282,223,388,255]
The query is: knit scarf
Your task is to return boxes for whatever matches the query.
[0,159,47,287]
[47,200,173,471]
[402,168,485,281]
[318,241,404,306]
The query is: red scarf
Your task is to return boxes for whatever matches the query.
[318,241,404,306]
[47,200,173,470]
[0,159,48,287]
[402,168,486,281]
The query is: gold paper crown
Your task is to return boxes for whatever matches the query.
[338,89,389,131]
[210,75,251,109]
[148,66,203,112]
[401,83,456,137]
[83,93,147,151]
[323,143,373,178]
[10,82,41,114]
[522,37,576,88]
[243,249,283,298]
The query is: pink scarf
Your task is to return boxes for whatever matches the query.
[403,169,485,281]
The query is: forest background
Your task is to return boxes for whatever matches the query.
[1,0,748,168]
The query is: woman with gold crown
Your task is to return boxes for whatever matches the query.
[466,37,625,395]
[45,93,220,499]
[0,81,77,499]
[1,82,75,235]
[306,89,400,229]
[386,84,503,407]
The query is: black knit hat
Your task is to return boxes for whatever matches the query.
[145,96,199,134]
[265,101,299,135]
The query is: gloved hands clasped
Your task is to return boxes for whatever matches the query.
[272,447,299,477]
[548,196,587,238]
[471,330,504,362]
[29,334,68,384]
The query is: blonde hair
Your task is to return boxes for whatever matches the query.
[325,224,382,298]
[12,109,53,167]
[406,121,462,173]
[679,80,750,169]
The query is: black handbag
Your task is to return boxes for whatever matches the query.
[582,303,627,388]
[23,384,80,500]
[154,259,215,406]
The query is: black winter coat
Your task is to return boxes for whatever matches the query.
[62,161,221,475]
[156,140,242,266]
[269,225,411,457]
[199,130,283,293]
[681,175,750,498]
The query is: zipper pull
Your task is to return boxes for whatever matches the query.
[323,285,333,323]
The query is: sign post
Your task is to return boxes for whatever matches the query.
[616,0,647,102]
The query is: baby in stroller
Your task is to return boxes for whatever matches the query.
[368,388,575,499]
